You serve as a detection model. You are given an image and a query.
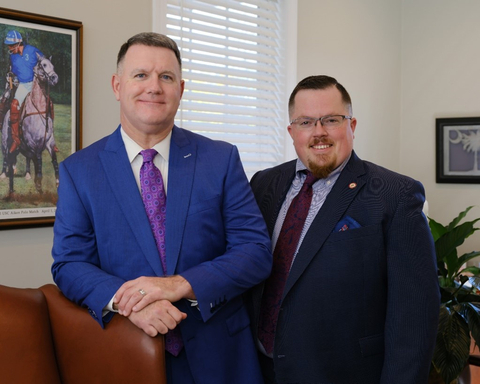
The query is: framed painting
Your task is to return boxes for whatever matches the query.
[0,7,82,228]
[436,117,480,184]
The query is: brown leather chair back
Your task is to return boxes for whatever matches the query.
[0,284,62,384]
[40,284,166,384]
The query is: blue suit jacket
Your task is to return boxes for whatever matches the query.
[52,126,272,384]
[248,152,440,384]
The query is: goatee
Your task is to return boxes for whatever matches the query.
[308,156,336,179]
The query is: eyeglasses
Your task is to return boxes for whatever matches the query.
[290,115,352,130]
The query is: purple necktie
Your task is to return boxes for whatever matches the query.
[258,171,317,354]
[139,149,183,356]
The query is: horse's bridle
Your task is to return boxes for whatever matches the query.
[35,58,57,85]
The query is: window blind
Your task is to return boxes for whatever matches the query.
[162,0,286,178]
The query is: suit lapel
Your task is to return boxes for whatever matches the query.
[265,161,296,236]
[98,127,164,276]
[165,126,196,275]
[283,153,367,298]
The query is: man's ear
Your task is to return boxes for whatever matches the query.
[180,79,185,98]
[112,74,120,101]
[350,117,357,137]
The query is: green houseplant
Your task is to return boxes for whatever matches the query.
[429,206,480,383]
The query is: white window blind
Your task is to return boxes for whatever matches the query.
[161,0,287,178]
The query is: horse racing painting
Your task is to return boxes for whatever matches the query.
[0,8,81,228]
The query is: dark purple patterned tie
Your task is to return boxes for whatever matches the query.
[258,171,317,354]
[139,149,183,356]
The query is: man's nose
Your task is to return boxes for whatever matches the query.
[312,119,328,135]
[147,77,163,94]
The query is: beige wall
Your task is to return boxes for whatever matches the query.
[401,0,480,257]
[2,0,480,287]
[296,0,480,256]
[296,0,402,171]
[0,0,151,287]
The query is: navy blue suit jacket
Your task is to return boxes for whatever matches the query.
[249,152,440,384]
[52,126,272,384]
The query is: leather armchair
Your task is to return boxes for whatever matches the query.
[0,285,61,384]
[0,284,166,384]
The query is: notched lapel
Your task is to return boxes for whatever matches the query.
[99,128,164,276]
[165,127,196,275]
[256,161,296,236]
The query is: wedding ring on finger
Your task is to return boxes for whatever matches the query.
[139,289,146,296]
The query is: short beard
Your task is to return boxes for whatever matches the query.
[308,155,336,179]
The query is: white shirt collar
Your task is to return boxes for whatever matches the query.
[120,126,172,163]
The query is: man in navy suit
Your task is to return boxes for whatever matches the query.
[248,75,439,383]
[51,32,272,384]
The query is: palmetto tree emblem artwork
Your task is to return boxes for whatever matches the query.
[449,128,480,173]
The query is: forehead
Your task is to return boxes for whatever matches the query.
[292,87,345,114]
[121,44,180,73]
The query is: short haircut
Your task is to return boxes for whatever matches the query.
[288,75,352,116]
[116,32,182,71]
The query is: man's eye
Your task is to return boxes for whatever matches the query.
[161,74,173,81]
[300,119,313,126]
[324,117,339,124]
[135,73,146,79]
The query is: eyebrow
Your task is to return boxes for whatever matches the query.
[129,68,178,77]
[129,67,148,75]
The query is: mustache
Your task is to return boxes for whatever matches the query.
[310,138,333,146]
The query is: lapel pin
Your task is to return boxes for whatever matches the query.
[349,182,357,189]
[184,153,192,158]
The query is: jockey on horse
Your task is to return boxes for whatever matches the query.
[0,30,58,154]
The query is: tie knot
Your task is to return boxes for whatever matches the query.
[303,171,318,188]
[140,149,158,163]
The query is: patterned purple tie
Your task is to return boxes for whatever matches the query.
[258,171,318,354]
[139,149,183,356]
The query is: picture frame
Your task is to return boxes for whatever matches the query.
[436,117,480,184]
[0,7,82,229]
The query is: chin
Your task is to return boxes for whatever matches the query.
[308,156,337,179]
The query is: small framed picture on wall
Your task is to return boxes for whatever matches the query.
[436,116,480,184]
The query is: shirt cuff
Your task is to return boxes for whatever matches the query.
[102,295,118,317]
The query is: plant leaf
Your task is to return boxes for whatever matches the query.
[462,303,480,346]
[440,285,457,304]
[445,249,459,282]
[433,306,471,384]
[436,221,479,278]
[438,259,448,279]
[460,267,480,278]
[429,217,447,242]
[457,252,480,271]
[447,206,474,231]
[456,290,480,304]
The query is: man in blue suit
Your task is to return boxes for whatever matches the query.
[248,75,440,383]
[51,32,272,384]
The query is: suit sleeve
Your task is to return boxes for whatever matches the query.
[380,180,440,383]
[180,146,272,322]
[51,161,125,327]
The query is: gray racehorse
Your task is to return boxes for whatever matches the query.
[1,52,59,194]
